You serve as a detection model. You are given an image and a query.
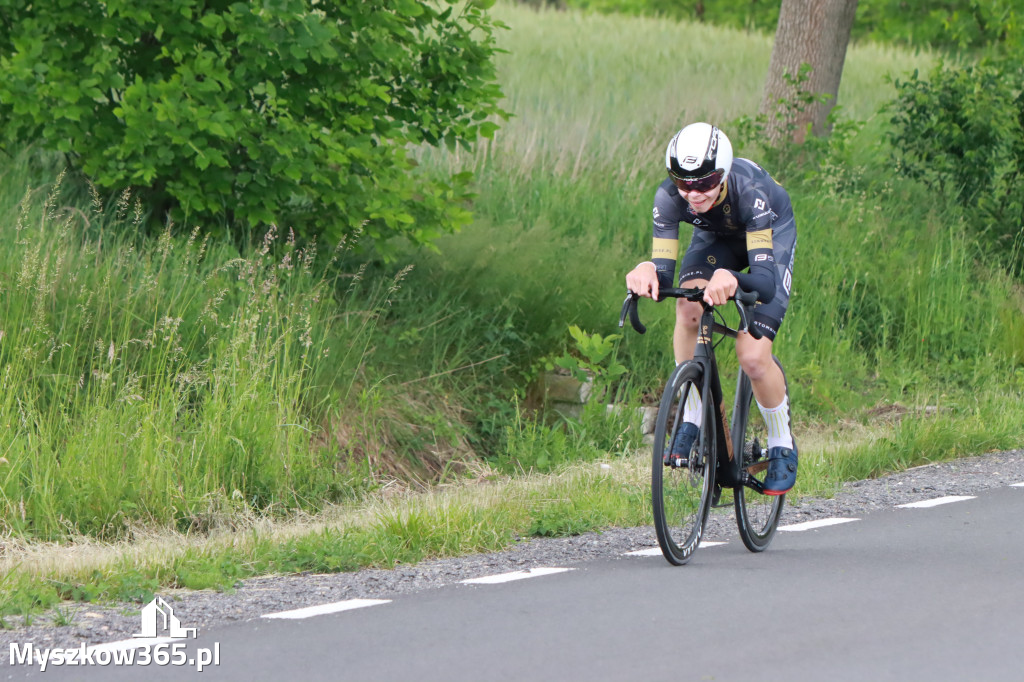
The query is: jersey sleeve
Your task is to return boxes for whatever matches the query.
[733,174,783,302]
[733,228,776,302]
[651,184,680,289]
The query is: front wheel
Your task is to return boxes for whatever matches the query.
[732,371,785,552]
[652,361,715,565]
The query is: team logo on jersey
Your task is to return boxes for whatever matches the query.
[748,229,773,248]
[722,203,731,215]
[707,255,717,265]
[754,198,766,211]
[653,207,660,220]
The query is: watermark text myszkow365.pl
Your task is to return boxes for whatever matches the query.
[8,596,220,672]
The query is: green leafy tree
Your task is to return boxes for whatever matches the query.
[0,0,507,256]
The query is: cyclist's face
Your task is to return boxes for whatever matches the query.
[675,182,722,213]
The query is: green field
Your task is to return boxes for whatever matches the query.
[1,3,1022,625]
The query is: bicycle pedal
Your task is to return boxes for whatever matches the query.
[745,461,769,475]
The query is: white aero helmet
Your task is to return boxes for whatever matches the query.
[665,123,733,192]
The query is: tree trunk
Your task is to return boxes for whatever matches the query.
[759,0,858,146]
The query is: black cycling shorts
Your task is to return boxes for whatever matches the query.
[678,222,796,341]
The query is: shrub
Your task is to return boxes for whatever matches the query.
[0,0,507,257]
[887,58,1024,272]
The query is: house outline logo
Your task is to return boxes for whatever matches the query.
[134,597,198,639]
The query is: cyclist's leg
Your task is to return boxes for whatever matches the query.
[740,216,796,436]
[735,332,787,421]
[673,291,704,364]
[736,320,796,495]
[737,223,797,493]
[668,295,703,461]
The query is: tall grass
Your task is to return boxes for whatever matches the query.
[0,155,490,540]
[0,153,554,543]
[423,3,935,182]
[0,160,346,539]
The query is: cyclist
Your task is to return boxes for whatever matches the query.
[625,122,797,495]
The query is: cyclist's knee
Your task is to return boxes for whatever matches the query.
[675,279,706,327]
[675,298,701,328]
[735,338,775,381]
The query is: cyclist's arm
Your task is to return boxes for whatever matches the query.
[651,237,677,290]
[648,184,683,292]
[734,228,776,302]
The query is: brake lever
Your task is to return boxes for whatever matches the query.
[619,292,646,334]
[733,289,762,340]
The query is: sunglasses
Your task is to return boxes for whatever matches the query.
[670,170,724,193]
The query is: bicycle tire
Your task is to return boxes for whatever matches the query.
[732,371,785,552]
[651,361,715,565]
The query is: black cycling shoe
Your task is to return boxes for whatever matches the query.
[763,446,797,495]
[664,422,699,467]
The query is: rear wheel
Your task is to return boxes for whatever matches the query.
[652,361,715,565]
[732,371,785,552]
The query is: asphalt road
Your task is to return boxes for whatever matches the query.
[10,484,1024,681]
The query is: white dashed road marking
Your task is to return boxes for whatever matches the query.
[262,599,391,620]
[778,518,860,532]
[1012,483,1024,488]
[625,542,726,557]
[461,567,573,585]
[625,548,665,557]
[896,495,975,509]
[89,637,182,654]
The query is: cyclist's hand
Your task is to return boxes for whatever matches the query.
[703,269,737,307]
[626,262,659,300]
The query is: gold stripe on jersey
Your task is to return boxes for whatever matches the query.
[747,228,773,250]
[652,237,679,261]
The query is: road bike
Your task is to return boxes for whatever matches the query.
[619,286,786,565]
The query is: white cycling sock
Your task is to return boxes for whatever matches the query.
[681,385,702,427]
[757,395,794,450]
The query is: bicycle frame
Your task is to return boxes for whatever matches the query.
[690,304,745,490]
